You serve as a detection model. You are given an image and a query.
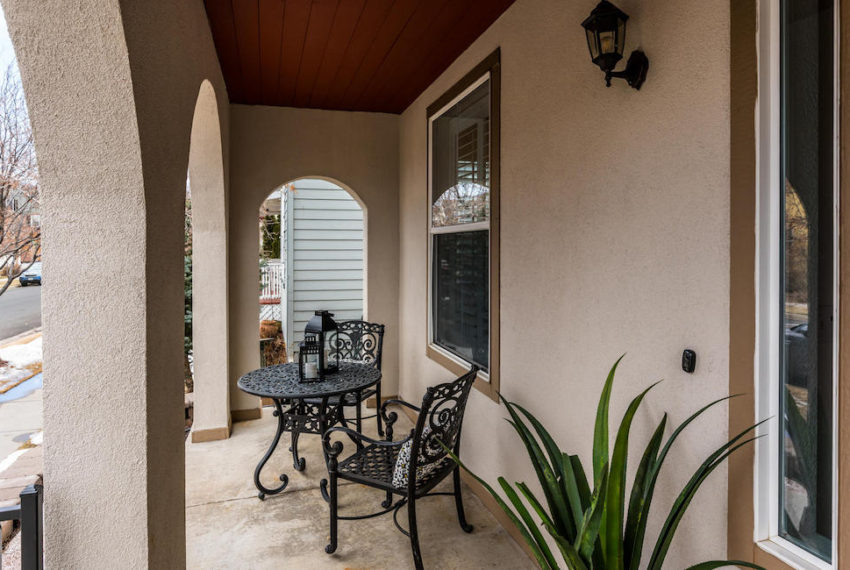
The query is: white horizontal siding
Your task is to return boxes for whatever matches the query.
[294,269,362,281]
[295,240,363,250]
[294,249,363,261]
[296,280,363,291]
[294,289,362,301]
[294,219,363,231]
[292,188,354,201]
[295,209,363,220]
[294,299,362,312]
[294,200,360,211]
[295,229,363,241]
[296,259,362,271]
[285,179,364,346]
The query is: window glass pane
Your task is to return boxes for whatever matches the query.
[432,231,489,371]
[779,0,834,560]
[431,80,490,227]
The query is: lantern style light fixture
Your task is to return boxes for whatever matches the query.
[581,0,648,90]
[299,310,339,382]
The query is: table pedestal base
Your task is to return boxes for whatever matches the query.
[252,396,342,499]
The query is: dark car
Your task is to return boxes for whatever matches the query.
[18,262,42,286]
[784,323,808,387]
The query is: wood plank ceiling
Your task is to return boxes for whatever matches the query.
[203,0,515,114]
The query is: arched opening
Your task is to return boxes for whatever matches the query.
[186,80,230,442]
[257,177,366,369]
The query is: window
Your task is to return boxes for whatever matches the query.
[427,50,500,398]
[756,0,837,566]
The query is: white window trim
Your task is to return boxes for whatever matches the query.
[427,72,492,381]
[754,0,840,567]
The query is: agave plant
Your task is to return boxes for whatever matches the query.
[448,356,766,570]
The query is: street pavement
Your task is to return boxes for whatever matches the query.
[0,286,41,342]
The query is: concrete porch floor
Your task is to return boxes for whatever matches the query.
[185,405,533,569]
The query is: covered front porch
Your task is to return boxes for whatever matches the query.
[0,0,824,567]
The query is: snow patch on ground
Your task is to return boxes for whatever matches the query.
[0,337,42,369]
[0,337,42,390]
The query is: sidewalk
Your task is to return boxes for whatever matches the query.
[0,333,42,461]
[0,333,43,568]
[0,435,43,568]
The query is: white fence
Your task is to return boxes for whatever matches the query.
[260,260,284,302]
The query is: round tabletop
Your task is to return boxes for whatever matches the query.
[237,362,381,400]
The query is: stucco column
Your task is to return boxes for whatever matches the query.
[3,1,165,566]
[189,81,231,442]
[4,0,230,566]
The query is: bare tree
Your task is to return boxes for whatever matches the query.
[0,63,39,296]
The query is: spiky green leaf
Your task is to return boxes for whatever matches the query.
[648,417,768,570]
[629,396,736,569]
[575,462,608,562]
[624,414,666,569]
[594,355,625,482]
[500,477,560,570]
[504,406,575,541]
[601,381,658,570]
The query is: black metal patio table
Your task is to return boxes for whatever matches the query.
[237,362,381,500]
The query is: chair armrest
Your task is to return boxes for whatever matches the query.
[322,426,409,458]
[380,399,421,442]
[381,399,421,416]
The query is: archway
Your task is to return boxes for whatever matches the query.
[187,80,230,442]
[256,177,367,368]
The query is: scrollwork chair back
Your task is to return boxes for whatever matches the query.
[408,366,478,491]
[329,320,385,370]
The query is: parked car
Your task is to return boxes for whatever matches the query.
[18,262,42,286]
[784,323,808,387]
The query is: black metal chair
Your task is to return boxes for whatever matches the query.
[304,320,386,435]
[321,366,478,570]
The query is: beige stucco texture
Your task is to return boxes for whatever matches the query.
[398,0,731,566]
[228,105,400,413]
[3,0,229,566]
[190,80,231,440]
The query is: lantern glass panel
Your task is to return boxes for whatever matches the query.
[616,18,626,55]
[585,28,599,60]
[599,30,617,55]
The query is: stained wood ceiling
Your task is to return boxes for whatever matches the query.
[203,0,515,114]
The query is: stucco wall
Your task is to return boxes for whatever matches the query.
[229,105,399,412]
[398,0,731,565]
[4,0,229,565]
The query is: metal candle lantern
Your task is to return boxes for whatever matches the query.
[303,310,339,379]
[298,336,321,382]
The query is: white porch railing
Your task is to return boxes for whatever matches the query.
[260,260,284,302]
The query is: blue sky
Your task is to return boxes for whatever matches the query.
[0,5,19,77]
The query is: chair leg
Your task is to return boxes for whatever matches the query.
[382,489,393,509]
[408,496,424,570]
[375,381,384,436]
[325,466,339,554]
[453,467,474,533]
[355,390,363,435]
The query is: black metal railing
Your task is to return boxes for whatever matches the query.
[0,484,43,570]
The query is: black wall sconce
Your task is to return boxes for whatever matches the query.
[581,1,649,90]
